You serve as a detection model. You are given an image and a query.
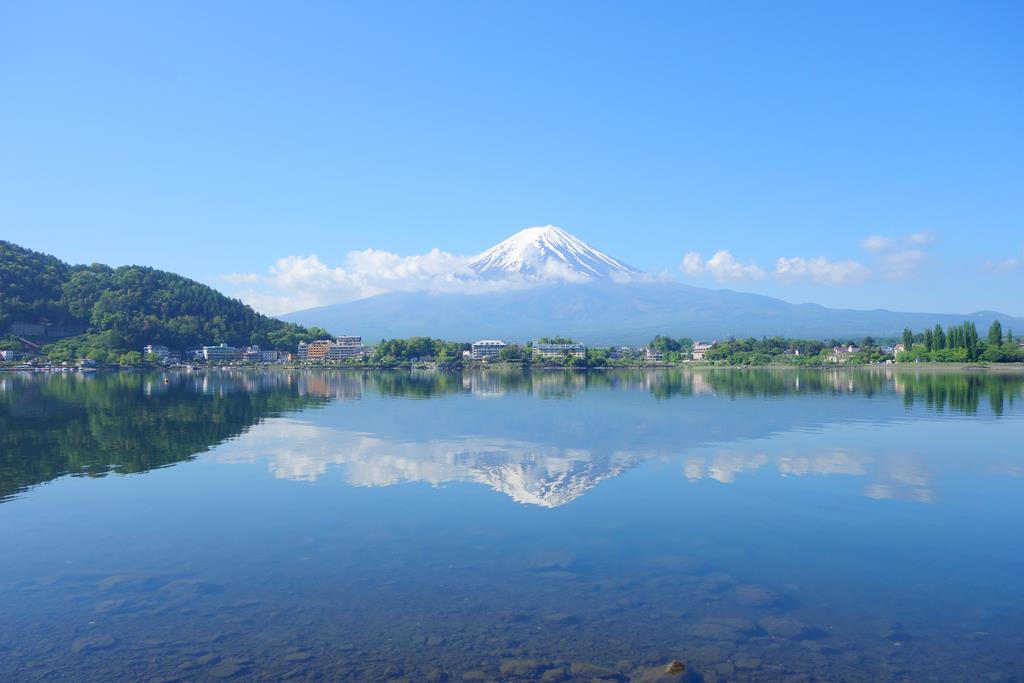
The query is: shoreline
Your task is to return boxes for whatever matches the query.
[6,362,1024,374]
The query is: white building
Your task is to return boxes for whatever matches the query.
[691,342,714,361]
[471,339,507,360]
[645,348,664,361]
[143,344,171,358]
[203,343,240,362]
[531,341,586,359]
[827,345,860,364]
[326,336,364,361]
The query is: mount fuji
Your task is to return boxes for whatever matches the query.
[281,226,1023,343]
[469,225,641,281]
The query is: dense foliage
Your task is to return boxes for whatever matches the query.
[703,337,839,365]
[0,241,75,326]
[898,321,1024,363]
[371,337,468,364]
[1,240,327,362]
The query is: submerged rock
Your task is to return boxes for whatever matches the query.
[759,615,809,639]
[734,655,762,671]
[569,662,618,678]
[499,658,540,677]
[691,617,756,641]
[665,659,686,675]
[71,634,116,653]
[734,584,778,606]
[209,661,241,679]
[543,612,577,624]
[698,572,736,593]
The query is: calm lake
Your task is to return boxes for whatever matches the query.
[1,368,1023,682]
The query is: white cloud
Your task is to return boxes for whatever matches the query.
[221,272,260,284]
[222,249,480,315]
[861,235,893,252]
[775,256,870,285]
[681,250,774,283]
[877,249,927,280]
[705,250,765,282]
[983,256,1022,274]
[858,232,935,279]
[681,251,705,276]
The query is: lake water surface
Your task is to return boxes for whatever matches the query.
[2,368,1023,682]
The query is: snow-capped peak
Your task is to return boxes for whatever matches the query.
[470,225,642,281]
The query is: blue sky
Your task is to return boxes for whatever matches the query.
[2,1,1022,315]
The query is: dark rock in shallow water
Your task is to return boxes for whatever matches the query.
[209,661,241,679]
[158,578,220,601]
[734,584,778,606]
[543,611,577,624]
[690,616,756,642]
[698,572,735,593]
[499,658,540,677]
[665,659,686,674]
[541,667,567,682]
[71,634,116,653]
[569,661,618,678]
[880,622,913,641]
[734,655,762,671]
[759,615,809,639]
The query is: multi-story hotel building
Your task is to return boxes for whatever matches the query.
[531,341,586,359]
[471,339,507,360]
[203,343,240,362]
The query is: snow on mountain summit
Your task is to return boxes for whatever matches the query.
[470,225,642,280]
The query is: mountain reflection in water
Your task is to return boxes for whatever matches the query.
[3,368,1020,506]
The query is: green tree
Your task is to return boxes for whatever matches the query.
[988,320,1003,348]
[902,328,914,351]
[118,351,143,366]
[964,321,979,361]
[649,335,682,352]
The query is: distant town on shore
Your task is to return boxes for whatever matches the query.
[3,239,1023,372]
[4,320,1024,372]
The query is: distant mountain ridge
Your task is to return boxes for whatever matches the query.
[282,227,1024,343]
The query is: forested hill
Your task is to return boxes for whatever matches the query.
[0,240,326,358]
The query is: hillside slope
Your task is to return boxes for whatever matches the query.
[0,241,324,356]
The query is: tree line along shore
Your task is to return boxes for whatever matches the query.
[6,325,1022,371]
